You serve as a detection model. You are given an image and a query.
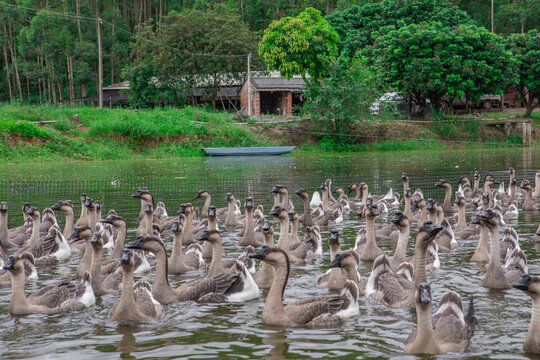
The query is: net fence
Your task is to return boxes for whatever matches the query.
[0,168,537,228]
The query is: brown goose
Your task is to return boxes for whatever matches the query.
[411,198,428,225]
[533,171,540,198]
[3,254,95,315]
[126,235,239,305]
[177,203,198,245]
[224,193,243,227]
[520,180,540,211]
[253,221,275,289]
[168,218,205,274]
[405,283,477,355]
[435,180,456,213]
[51,200,75,239]
[109,249,162,322]
[239,197,263,247]
[39,208,58,235]
[194,190,227,218]
[475,209,527,289]
[249,246,359,327]
[295,188,314,227]
[0,252,37,287]
[0,202,17,249]
[70,226,94,278]
[365,221,443,308]
[512,274,540,353]
[16,224,71,265]
[132,188,155,233]
[75,193,88,228]
[101,213,128,260]
[89,233,122,296]
[354,203,384,261]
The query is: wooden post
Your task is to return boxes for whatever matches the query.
[97,17,103,108]
[247,53,251,116]
[523,120,532,146]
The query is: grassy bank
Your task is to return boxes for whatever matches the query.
[0,104,537,162]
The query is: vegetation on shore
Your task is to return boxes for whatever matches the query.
[0,104,537,163]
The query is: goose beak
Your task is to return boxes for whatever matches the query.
[248,245,269,260]
[329,231,339,244]
[269,206,281,217]
[102,216,114,224]
[295,188,304,196]
[90,233,101,246]
[120,249,131,264]
[0,202,7,211]
[193,193,201,200]
[454,197,461,206]
[208,206,216,217]
[329,254,341,268]
[3,255,15,270]
[50,202,61,211]
[80,193,87,201]
[401,173,407,180]
[126,235,145,249]
[418,283,431,304]
[471,215,480,224]
[171,221,179,233]
[25,206,35,216]
[435,180,444,187]
[144,203,152,212]
[512,274,531,291]
[177,205,186,215]
[270,186,279,194]
[197,230,209,242]
[390,213,403,225]
[535,232,540,236]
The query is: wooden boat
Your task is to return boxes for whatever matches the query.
[202,146,295,156]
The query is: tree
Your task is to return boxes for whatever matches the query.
[326,0,475,58]
[372,22,513,116]
[258,7,339,80]
[506,30,540,117]
[303,57,382,141]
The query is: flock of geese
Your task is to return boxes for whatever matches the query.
[0,169,539,355]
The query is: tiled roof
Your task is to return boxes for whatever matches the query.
[250,77,305,91]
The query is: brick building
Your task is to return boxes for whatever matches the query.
[240,72,306,116]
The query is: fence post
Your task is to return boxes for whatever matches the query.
[522,120,532,146]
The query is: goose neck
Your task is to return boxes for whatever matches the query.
[170,232,184,265]
[366,216,376,246]
[289,219,298,242]
[245,208,255,237]
[119,265,136,308]
[110,223,127,259]
[394,227,410,262]
[63,211,74,238]
[29,216,40,244]
[78,240,93,276]
[88,208,97,232]
[153,245,176,299]
[145,212,153,235]
[443,187,452,208]
[344,264,360,284]
[488,226,501,266]
[0,211,8,247]
[531,298,540,330]
[414,245,428,286]
[207,240,225,277]
[10,270,30,307]
[263,260,288,321]
[457,206,467,228]
[416,303,435,342]
[90,246,103,292]
[524,189,532,209]
[208,216,217,231]
[201,196,211,218]
[280,192,290,211]
[276,217,290,249]
[329,243,341,261]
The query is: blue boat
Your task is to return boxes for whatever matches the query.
[202,146,295,156]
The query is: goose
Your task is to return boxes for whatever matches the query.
[0,202,16,249]
[16,224,71,265]
[533,171,540,198]
[347,183,363,207]
[475,209,528,289]
[405,283,477,355]
[502,200,519,219]
[512,274,540,353]
[109,248,162,322]
[199,206,226,259]
[83,197,97,232]
[39,208,58,234]
[101,213,128,260]
[0,252,37,287]
[125,235,239,305]
[2,254,95,315]
[482,173,498,194]
[458,174,474,198]
[354,203,384,261]
[24,206,42,247]
[312,204,343,226]
[249,246,359,327]
[500,228,520,260]
[70,226,95,278]
[194,190,227,218]
[96,215,116,251]
[50,200,75,239]
[435,180,456,213]
[365,221,443,308]
[533,224,540,243]
[402,189,416,222]
[434,219,458,252]
[452,196,472,232]
[75,193,88,228]
[295,188,314,227]
[469,214,490,262]
[196,230,259,302]
[168,219,205,274]
[520,180,540,211]
[177,203,198,245]
[401,172,410,194]
[411,198,428,225]
[132,188,155,233]
[238,197,263,247]
[223,193,243,227]
[89,232,122,296]
[154,201,168,221]
[253,220,275,289]
[317,230,362,291]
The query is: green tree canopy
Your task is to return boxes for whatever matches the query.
[372,22,513,116]
[506,30,540,117]
[326,0,475,58]
[258,7,339,79]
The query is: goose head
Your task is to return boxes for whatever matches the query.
[508,167,515,176]
[334,186,345,196]
[177,203,192,215]
[51,200,74,214]
[364,203,380,219]
[295,188,309,199]
[197,229,221,244]
[126,234,164,254]
[262,220,273,235]
[144,203,153,214]
[435,179,451,189]
[458,175,471,186]
[269,205,287,220]
[0,202,6,213]
[68,226,93,242]
[416,221,443,248]
[426,198,435,211]
[404,189,413,199]
[520,179,532,191]
[411,198,426,211]
[513,275,540,298]
[249,245,288,266]
[120,248,133,269]
[102,213,126,227]
[25,206,40,221]
[329,229,340,245]
[90,232,103,250]
[194,190,209,200]
[482,192,490,205]
[484,173,499,186]
[360,182,368,193]
[245,197,254,211]
[415,283,432,308]
[401,172,408,181]
[171,219,182,234]
[390,211,409,229]
[224,193,235,204]
[474,171,480,181]
[271,185,288,196]
[510,177,517,188]
[95,201,102,211]
[454,195,466,208]
[329,251,359,270]
[207,205,216,219]
[84,198,95,210]
[288,211,298,222]
[2,254,23,273]
[476,209,502,229]
[347,183,360,194]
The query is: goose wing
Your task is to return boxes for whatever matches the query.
[28,278,76,308]
[285,295,344,325]
[175,271,239,301]
[134,281,162,321]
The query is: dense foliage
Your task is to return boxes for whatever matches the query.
[372,22,514,115]
[259,8,339,79]
[506,30,540,117]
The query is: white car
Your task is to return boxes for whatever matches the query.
[370,92,406,115]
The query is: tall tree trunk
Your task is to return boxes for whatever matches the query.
[76,0,82,40]
[2,42,13,101]
[5,21,23,102]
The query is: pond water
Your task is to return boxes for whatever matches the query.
[1,147,540,359]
